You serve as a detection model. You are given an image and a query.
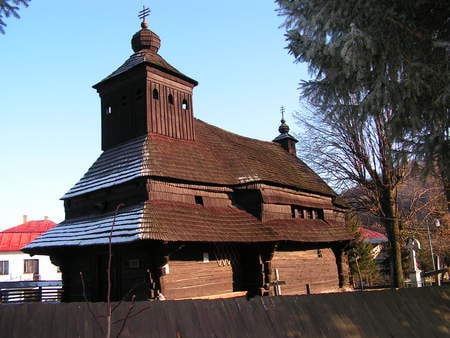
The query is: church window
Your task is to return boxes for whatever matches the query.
[291,206,324,220]
[152,88,159,100]
[195,196,204,205]
[168,94,174,104]
[181,99,189,110]
[105,105,112,115]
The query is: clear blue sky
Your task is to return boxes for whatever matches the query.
[0,1,309,229]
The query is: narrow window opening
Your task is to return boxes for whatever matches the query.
[168,94,174,104]
[317,249,323,258]
[152,88,159,100]
[317,209,324,220]
[181,99,189,110]
[195,196,204,205]
[136,89,143,101]
[291,206,324,220]
[105,105,112,115]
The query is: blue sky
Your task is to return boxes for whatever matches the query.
[0,1,309,229]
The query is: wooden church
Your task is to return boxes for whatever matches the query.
[25,12,353,302]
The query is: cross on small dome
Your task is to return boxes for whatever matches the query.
[131,6,161,53]
[278,106,290,134]
[138,6,151,29]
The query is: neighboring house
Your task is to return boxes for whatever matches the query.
[25,14,353,301]
[361,227,389,284]
[361,227,389,259]
[0,217,61,282]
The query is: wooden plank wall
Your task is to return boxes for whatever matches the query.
[149,81,194,140]
[149,180,232,207]
[271,248,340,295]
[162,260,233,300]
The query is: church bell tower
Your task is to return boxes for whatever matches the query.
[93,8,198,150]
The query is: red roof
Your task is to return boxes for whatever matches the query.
[361,227,388,244]
[0,220,56,251]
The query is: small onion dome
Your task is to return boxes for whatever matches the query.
[278,118,290,134]
[131,21,161,53]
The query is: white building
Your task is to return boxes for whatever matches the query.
[0,216,61,282]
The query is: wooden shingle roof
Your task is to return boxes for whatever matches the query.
[24,205,143,250]
[63,119,335,199]
[265,219,352,242]
[94,51,197,87]
[140,201,277,242]
[24,201,351,252]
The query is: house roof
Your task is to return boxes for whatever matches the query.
[63,119,335,199]
[0,220,56,252]
[361,227,388,244]
[24,201,351,253]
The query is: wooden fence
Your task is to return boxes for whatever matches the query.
[0,280,62,303]
[0,286,448,337]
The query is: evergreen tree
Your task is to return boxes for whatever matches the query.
[277,0,449,287]
[0,0,30,34]
[346,212,380,288]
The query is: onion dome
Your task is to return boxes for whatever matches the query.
[131,20,161,53]
[278,118,290,134]
[273,106,298,156]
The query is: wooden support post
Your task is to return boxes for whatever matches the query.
[269,268,286,296]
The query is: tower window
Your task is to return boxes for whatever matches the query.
[136,89,143,101]
[181,99,189,110]
[168,94,174,104]
[152,88,159,100]
[105,105,112,115]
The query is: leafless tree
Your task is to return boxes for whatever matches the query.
[295,106,408,287]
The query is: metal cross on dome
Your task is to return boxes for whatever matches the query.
[280,106,286,121]
[138,6,151,23]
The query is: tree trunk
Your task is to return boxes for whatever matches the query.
[381,186,403,288]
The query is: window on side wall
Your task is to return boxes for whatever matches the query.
[0,261,9,275]
[291,206,324,220]
[24,259,39,274]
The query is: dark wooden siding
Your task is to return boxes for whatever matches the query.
[272,248,340,295]
[99,69,147,151]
